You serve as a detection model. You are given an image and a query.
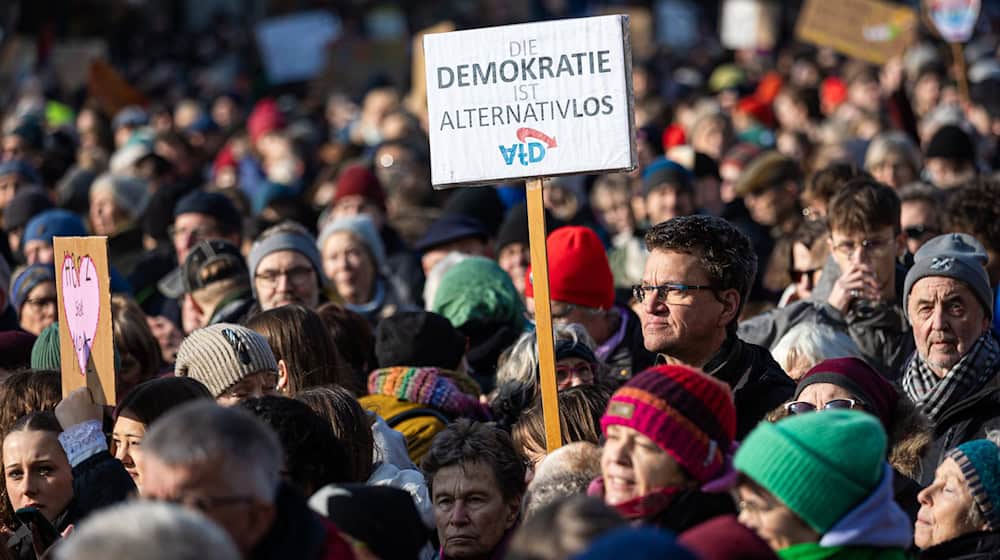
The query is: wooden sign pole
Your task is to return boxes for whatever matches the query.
[950,42,970,104]
[526,178,562,453]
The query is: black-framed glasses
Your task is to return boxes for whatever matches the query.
[903,225,938,241]
[789,267,823,284]
[255,266,315,287]
[830,237,894,258]
[784,398,861,415]
[631,283,714,305]
[157,493,256,513]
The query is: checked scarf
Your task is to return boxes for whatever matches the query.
[903,330,1000,422]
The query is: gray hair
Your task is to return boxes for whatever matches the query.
[770,323,862,380]
[496,323,597,389]
[142,401,283,502]
[54,501,241,560]
[423,251,472,311]
[864,131,922,173]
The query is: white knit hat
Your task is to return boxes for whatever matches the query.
[174,323,278,398]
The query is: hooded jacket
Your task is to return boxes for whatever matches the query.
[778,464,912,560]
[738,258,914,380]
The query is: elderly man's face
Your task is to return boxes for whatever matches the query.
[254,250,320,310]
[908,276,990,377]
[432,461,519,560]
[915,457,988,549]
[140,456,276,555]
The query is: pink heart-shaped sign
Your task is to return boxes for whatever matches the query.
[61,254,101,375]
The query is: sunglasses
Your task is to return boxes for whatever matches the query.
[784,398,861,415]
[903,225,938,241]
[789,267,822,284]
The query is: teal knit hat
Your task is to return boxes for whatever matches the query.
[949,439,1000,531]
[430,257,525,330]
[30,322,61,369]
[733,410,886,533]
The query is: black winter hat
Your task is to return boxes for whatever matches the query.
[375,311,466,370]
[494,201,564,253]
[925,124,975,162]
[309,484,429,560]
[443,186,505,237]
[4,187,53,231]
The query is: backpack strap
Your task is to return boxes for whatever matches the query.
[385,407,451,428]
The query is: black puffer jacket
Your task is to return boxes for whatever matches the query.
[692,335,795,439]
[918,531,1000,559]
[7,451,135,560]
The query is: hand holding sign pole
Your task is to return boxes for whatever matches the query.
[424,16,636,452]
[54,237,115,405]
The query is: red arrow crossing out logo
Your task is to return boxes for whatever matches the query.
[516,127,558,148]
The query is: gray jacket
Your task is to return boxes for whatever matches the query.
[738,257,914,380]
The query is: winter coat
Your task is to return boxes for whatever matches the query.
[7,451,135,560]
[778,465,913,560]
[207,289,258,325]
[589,478,736,534]
[918,531,1000,559]
[252,483,356,560]
[674,335,795,439]
[738,260,913,380]
[345,276,419,328]
[600,306,657,383]
[917,372,1000,485]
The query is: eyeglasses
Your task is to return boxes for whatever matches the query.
[631,283,714,305]
[555,362,594,386]
[255,266,315,288]
[784,398,862,415]
[904,225,938,241]
[789,267,822,285]
[157,493,256,513]
[830,237,894,258]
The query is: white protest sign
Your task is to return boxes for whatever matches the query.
[925,0,980,43]
[424,15,636,188]
[255,11,341,84]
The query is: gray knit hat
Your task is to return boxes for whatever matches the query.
[247,223,326,298]
[317,215,387,272]
[174,323,278,398]
[904,233,993,320]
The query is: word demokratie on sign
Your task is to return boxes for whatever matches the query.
[424,15,636,187]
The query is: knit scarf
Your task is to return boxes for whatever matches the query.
[902,330,1000,423]
[368,367,491,421]
[587,477,682,522]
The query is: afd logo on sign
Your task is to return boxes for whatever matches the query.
[499,127,557,166]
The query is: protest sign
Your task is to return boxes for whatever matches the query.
[255,11,341,84]
[925,0,980,43]
[795,0,918,65]
[721,0,779,51]
[88,60,147,117]
[54,237,115,405]
[425,16,636,451]
[423,15,636,188]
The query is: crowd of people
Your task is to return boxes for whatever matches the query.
[0,2,998,559]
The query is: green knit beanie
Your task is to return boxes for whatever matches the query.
[431,257,526,330]
[30,322,61,369]
[733,410,886,533]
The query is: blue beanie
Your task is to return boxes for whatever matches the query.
[574,527,696,560]
[0,159,42,186]
[10,264,55,313]
[949,439,1000,531]
[642,157,693,197]
[22,209,87,250]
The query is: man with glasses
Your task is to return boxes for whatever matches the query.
[899,182,943,257]
[740,178,914,378]
[524,226,655,381]
[637,215,793,437]
[140,402,355,559]
[248,221,326,311]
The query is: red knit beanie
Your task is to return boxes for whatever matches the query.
[247,98,284,143]
[602,365,737,485]
[524,226,614,310]
[332,164,386,212]
[794,357,898,432]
